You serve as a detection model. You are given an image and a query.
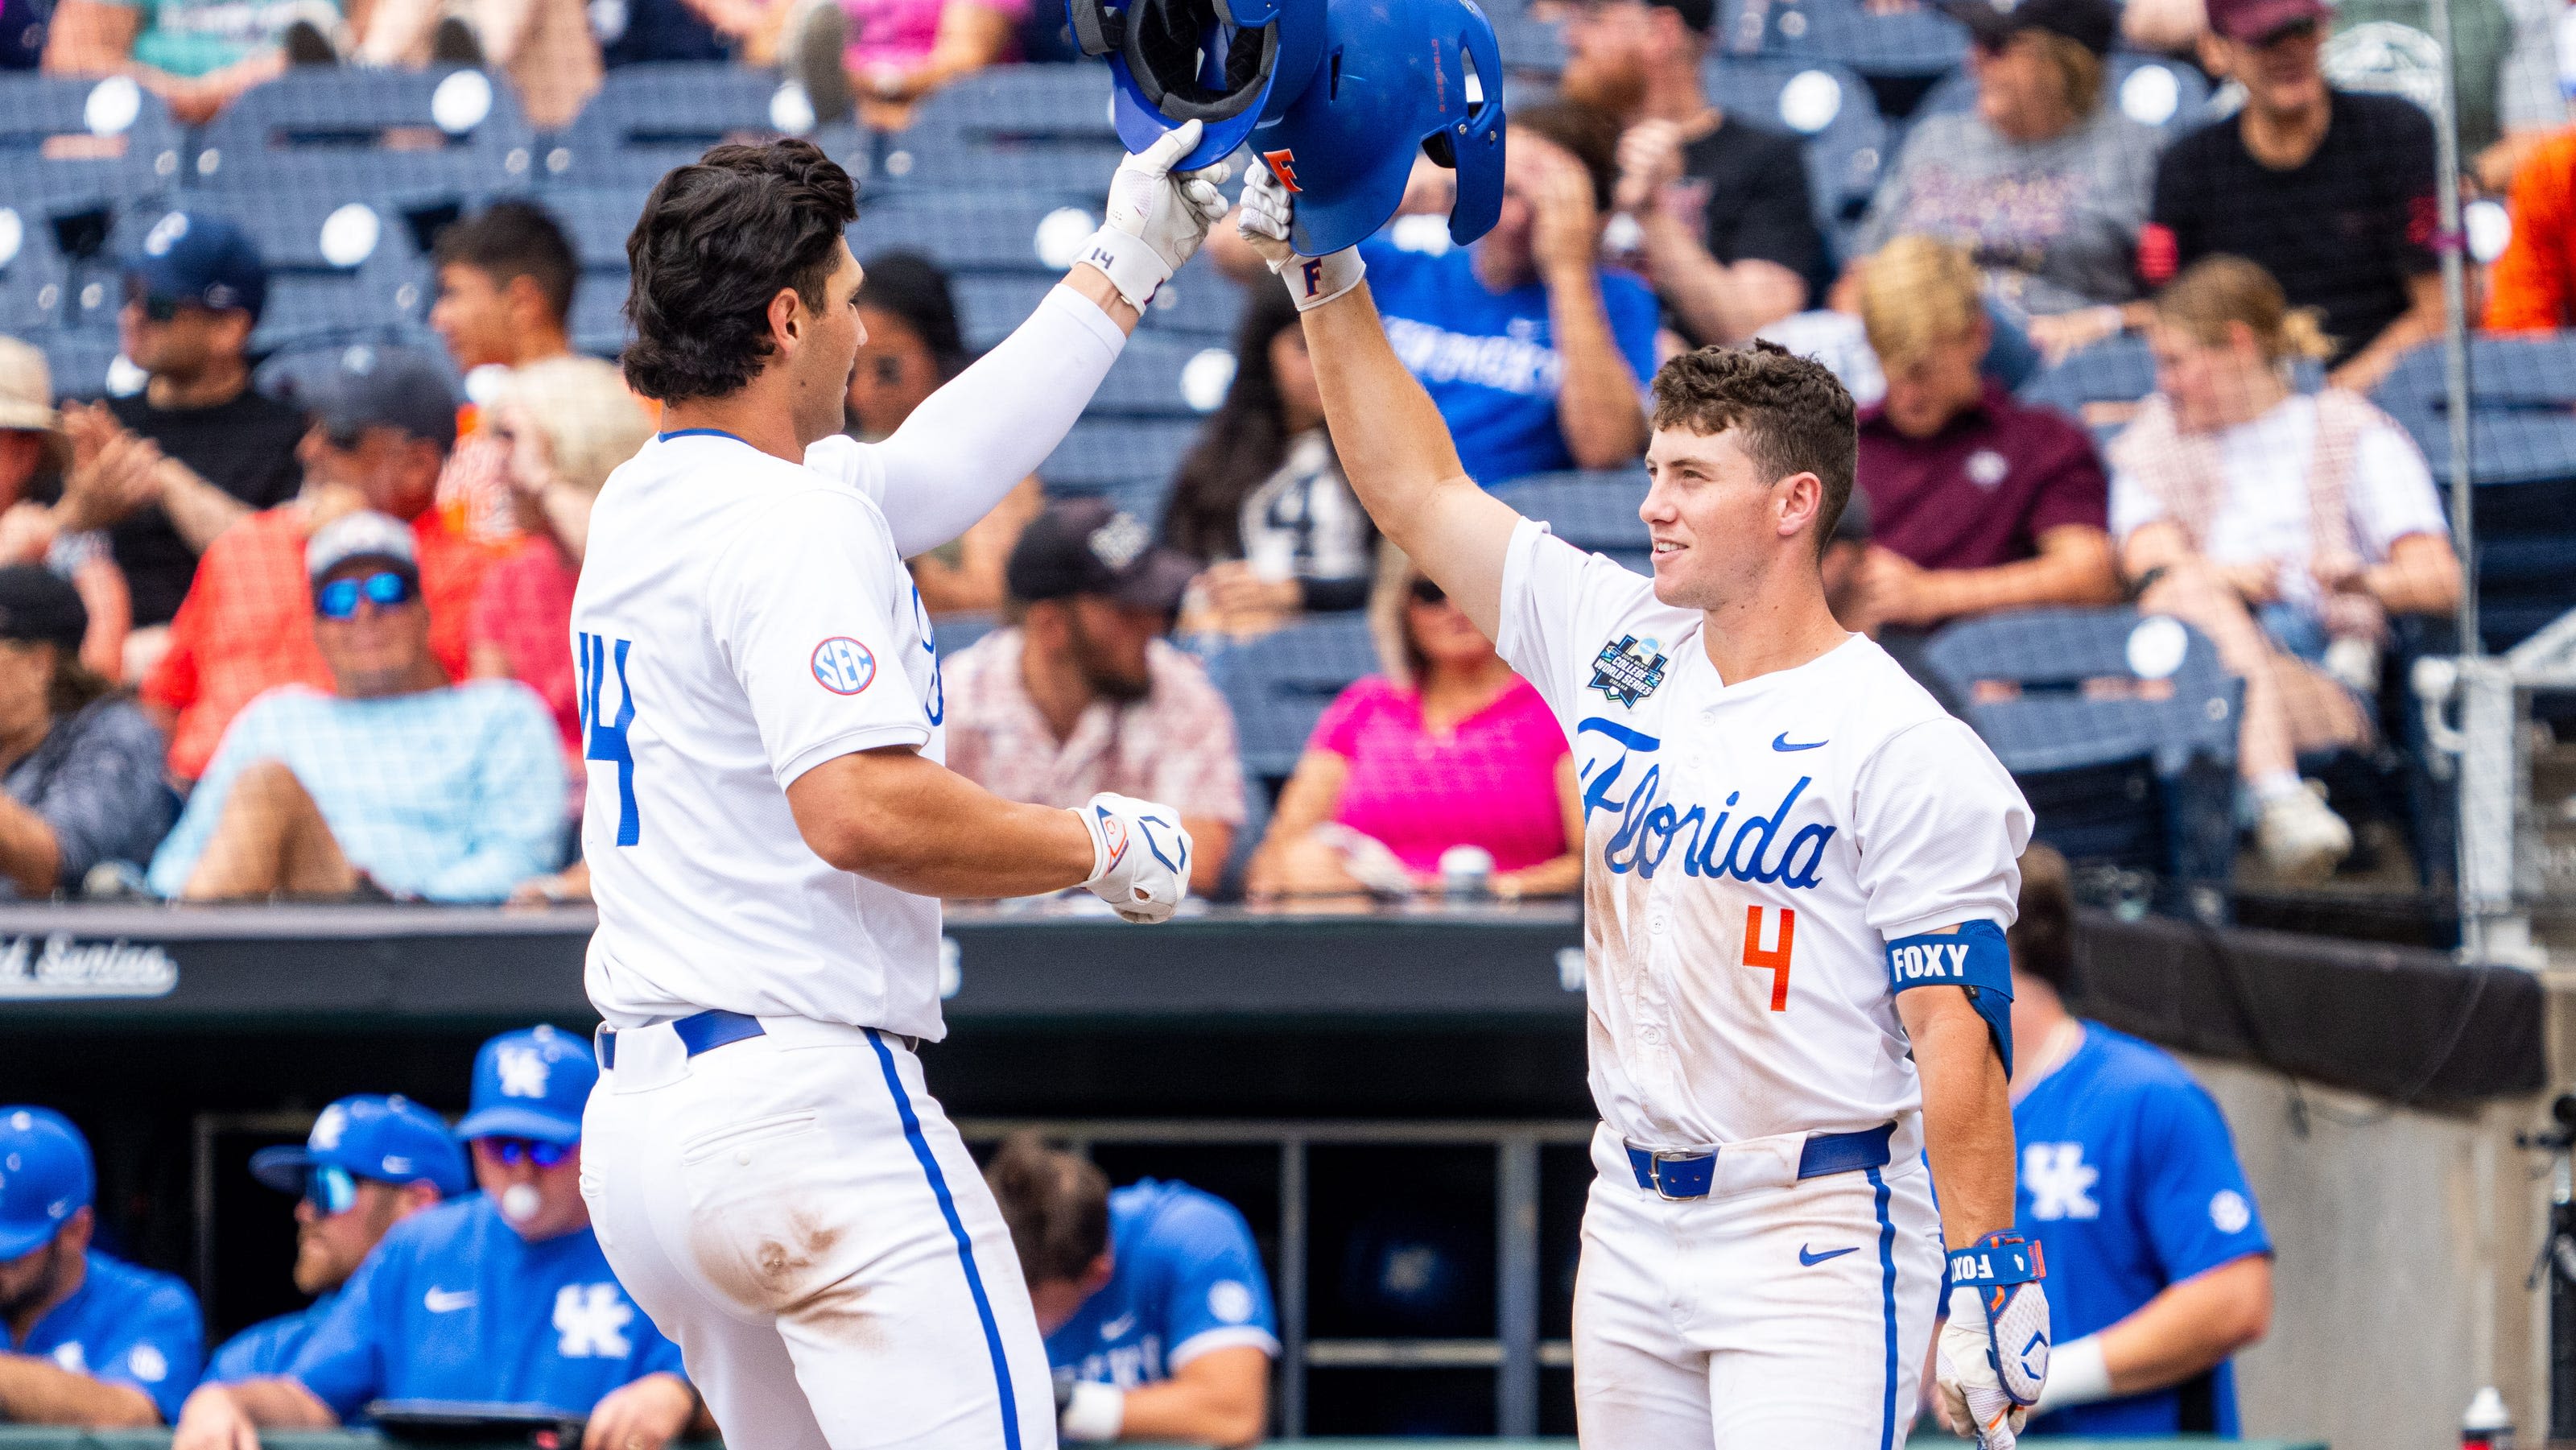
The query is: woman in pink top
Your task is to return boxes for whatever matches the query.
[1247,548,1581,903]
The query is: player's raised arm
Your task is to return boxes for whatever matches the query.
[1231,167,1520,641]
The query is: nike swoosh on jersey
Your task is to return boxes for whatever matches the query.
[1098,1313,1137,1340]
[423,1287,478,1312]
[1798,1245,1859,1266]
[1772,733,1828,752]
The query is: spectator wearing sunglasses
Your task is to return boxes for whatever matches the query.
[142,345,479,786]
[1245,549,1582,903]
[143,510,565,902]
[0,1106,204,1428]
[175,1029,696,1450]
[205,1096,470,1385]
[43,214,303,675]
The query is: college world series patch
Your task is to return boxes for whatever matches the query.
[1589,635,1667,707]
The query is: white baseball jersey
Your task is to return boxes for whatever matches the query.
[1496,520,2033,1150]
[572,430,951,1038]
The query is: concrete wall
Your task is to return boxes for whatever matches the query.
[2191,1053,2545,1448]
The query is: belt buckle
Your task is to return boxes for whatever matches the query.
[1647,1148,1703,1201]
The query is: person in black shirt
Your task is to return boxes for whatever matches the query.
[2140,0,2441,393]
[1558,0,1825,344]
[52,211,304,659]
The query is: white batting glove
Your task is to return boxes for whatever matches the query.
[1074,792,1192,923]
[1937,1233,2051,1450]
[1238,162,1363,311]
[1083,118,1233,311]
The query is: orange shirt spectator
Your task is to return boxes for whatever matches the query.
[2486,128,2576,333]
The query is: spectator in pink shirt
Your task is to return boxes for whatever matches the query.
[780,0,1028,128]
[1248,549,1581,903]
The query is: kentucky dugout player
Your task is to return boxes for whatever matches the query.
[568,131,1225,1450]
[1236,170,2051,1447]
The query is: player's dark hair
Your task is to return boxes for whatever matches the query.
[1512,99,1620,215]
[433,200,579,328]
[985,1132,1111,1287]
[1649,341,1856,556]
[2010,841,2079,996]
[623,139,859,403]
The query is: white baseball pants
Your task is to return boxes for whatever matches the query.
[1572,1123,1945,1448]
[581,1017,1058,1450]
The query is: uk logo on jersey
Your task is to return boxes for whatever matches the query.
[2024,1142,2100,1221]
[554,1284,634,1358]
[1588,635,1666,707]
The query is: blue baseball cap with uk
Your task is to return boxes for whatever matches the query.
[248,1094,470,1200]
[452,1025,596,1146]
[0,1107,94,1262]
[123,210,268,322]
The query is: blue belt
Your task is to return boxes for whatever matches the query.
[598,1009,766,1070]
[1625,1122,1896,1200]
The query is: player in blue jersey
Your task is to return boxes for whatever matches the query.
[2004,845,2273,1433]
[173,1028,695,1450]
[0,1107,204,1427]
[204,1095,471,1383]
[985,1135,1278,1448]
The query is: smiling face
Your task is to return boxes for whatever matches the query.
[1640,424,1822,611]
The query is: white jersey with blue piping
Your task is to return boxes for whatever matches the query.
[571,430,950,1037]
[1495,519,2034,1149]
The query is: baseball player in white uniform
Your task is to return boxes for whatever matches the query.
[1234,168,2053,1447]
[572,133,1227,1450]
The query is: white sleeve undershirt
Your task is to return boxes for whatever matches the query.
[869,283,1129,558]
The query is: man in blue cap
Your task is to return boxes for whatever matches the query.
[172,1027,695,1450]
[52,210,307,642]
[204,1095,471,1382]
[0,1107,204,1427]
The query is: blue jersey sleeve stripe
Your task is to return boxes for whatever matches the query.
[865,1028,1023,1450]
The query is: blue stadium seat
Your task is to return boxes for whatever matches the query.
[2017,333,2155,442]
[0,74,185,219]
[852,191,1100,275]
[543,63,841,188]
[1201,613,1380,783]
[1040,416,1200,523]
[1701,56,1888,247]
[1490,469,1651,570]
[543,187,645,357]
[39,328,138,402]
[1738,0,1969,80]
[876,64,1124,196]
[1492,2,1567,80]
[0,212,71,336]
[1088,332,1235,420]
[1922,607,2240,892]
[191,67,536,203]
[1139,254,1245,341]
[109,196,431,353]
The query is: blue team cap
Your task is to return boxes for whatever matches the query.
[0,1107,94,1262]
[122,210,268,322]
[249,1094,471,1199]
[452,1025,597,1146]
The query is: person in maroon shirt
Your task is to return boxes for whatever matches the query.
[1850,237,2123,645]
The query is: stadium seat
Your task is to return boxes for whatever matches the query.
[1701,56,1888,250]
[542,63,855,188]
[190,67,537,203]
[39,327,138,402]
[543,187,646,357]
[1039,416,1201,524]
[1490,469,1652,572]
[1738,0,1969,81]
[1088,332,1236,420]
[1138,255,1246,341]
[875,64,1125,196]
[1201,613,1381,784]
[1922,607,2240,894]
[0,74,185,220]
[0,213,72,337]
[1492,2,1569,80]
[853,191,1101,275]
[108,195,432,354]
[2017,333,2156,442]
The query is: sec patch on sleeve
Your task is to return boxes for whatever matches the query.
[810,638,878,696]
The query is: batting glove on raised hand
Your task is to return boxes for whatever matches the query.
[1074,791,1192,923]
[1938,1232,2051,1450]
[1237,162,1364,312]
[1083,119,1232,312]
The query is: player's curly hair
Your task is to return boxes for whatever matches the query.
[1649,340,1856,556]
[622,138,859,403]
[985,1132,1112,1287]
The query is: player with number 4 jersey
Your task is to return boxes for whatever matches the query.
[1234,163,2047,1447]
[568,132,1227,1450]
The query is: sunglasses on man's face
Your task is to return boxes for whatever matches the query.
[315,570,417,621]
[476,1137,572,1167]
[304,1163,361,1217]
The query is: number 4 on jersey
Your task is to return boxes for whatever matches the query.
[579,632,640,845]
[1744,905,1794,1012]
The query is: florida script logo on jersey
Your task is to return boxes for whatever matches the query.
[1577,717,1835,885]
[1589,635,1667,707]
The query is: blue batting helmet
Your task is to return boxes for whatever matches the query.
[1078,0,1506,254]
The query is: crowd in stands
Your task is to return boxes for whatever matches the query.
[0,0,2564,901]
